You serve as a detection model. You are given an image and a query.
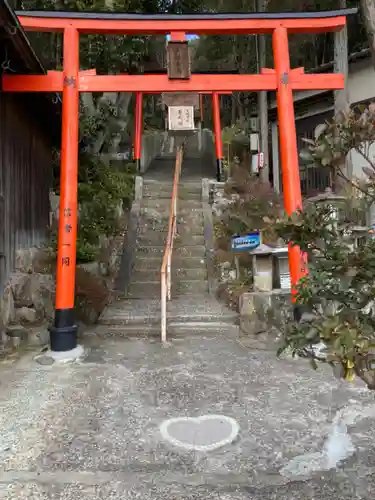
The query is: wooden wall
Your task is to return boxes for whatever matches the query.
[0,92,52,291]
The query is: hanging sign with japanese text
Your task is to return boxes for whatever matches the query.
[167,41,191,80]
[168,106,195,131]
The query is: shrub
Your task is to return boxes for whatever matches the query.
[215,165,282,251]
[276,104,375,388]
[51,155,135,264]
[213,166,282,308]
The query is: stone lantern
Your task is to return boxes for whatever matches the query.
[272,247,291,290]
[308,187,368,249]
[248,243,292,292]
[307,187,347,226]
[249,244,274,292]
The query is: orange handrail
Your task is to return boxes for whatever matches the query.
[161,145,183,342]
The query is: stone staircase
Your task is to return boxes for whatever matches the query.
[127,178,208,299]
[98,149,237,338]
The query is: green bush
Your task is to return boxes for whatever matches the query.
[275,204,375,387]
[77,155,135,263]
[214,166,282,304]
[51,155,136,264]
[275,104,375,388]
[216,166,282,247]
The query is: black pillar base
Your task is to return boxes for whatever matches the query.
[136,159,141,172]
[49,308,78,352]
[216,158,223,182]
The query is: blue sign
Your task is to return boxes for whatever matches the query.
[166,34,198,41]
[231,232,261,251]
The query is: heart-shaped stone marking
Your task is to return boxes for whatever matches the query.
[160,414,240,451]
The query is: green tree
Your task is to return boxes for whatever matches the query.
[276,104,375,388]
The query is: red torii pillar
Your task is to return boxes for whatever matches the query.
[2,9,353,352]
[212,92,223,181]
[133,91,143,172]
[199,93,204,123]
[51,26,80,351]
[273,26,306,290]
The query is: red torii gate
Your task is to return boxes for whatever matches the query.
[132,89,231,174]
[2,9,355,352]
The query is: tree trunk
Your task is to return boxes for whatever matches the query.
[256,0,269,183]
[360,0,375,227]
[334,0,352,191]
[361,0,375,70]
[334,0,350,112]
[79,0,132,161]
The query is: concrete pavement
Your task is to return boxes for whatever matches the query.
[0,330,375,498]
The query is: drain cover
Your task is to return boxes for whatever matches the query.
[160,414,239,451]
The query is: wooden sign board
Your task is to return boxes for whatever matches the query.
[167,41,191,80]
[162,92,199,108]
[168,106,195,131]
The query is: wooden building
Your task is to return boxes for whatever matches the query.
[269,49,374,197]
[0,0,60,291]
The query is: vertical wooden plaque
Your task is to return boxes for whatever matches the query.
[167,41,191,80]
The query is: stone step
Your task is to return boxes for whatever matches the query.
[142,180,172,187]
[136,245,206,258]
[139,210,204,227]
[134,255,205,271]
[94,321,239,338]
[143,181,201,189]
[143,186,202,200]
[137,222,204,236]
[142,198,202,210]
[132,267,207,282]
[137,232,205,246]
[137,224,204,237]
[140,206,204,218]
[126,279,209,298]
[144,191,202,201]
[143,181,202,189]
[175,233,205,245]
[100,296,238,325]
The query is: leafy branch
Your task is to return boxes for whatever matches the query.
[276,104,375,388]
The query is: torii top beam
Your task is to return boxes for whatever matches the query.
[16,9,357,35]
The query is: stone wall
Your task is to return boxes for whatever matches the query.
[0,169,135,353]
[0,247,56,351]
[140,132,164,173]
[0,229,125,352]
[202,178,217,296]
[238,290,293,349]
[208,180,239,287]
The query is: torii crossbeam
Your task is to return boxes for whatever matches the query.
[2,9,357,352]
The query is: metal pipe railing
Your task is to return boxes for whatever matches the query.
[161,145,183,342]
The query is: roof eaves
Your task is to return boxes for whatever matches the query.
[268,47,372,116]
[0,0,61,145]
[1,0,45,74]
[16,8,358,20]
[308,48,371,74]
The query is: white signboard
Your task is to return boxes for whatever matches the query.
[168,106,194,131]
[250,133,259,151]
[258,152,264,169]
